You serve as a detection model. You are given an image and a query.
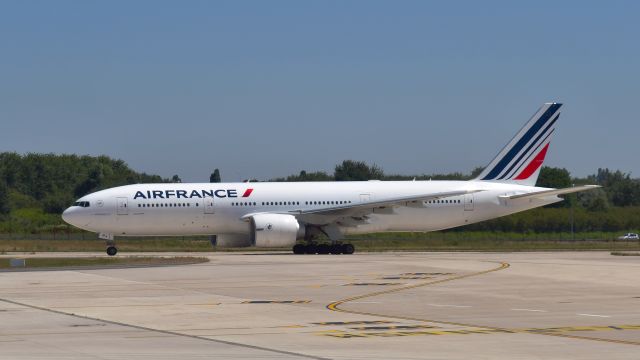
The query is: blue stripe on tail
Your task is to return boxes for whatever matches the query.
[481,103,561,180]
[497,113,559,180]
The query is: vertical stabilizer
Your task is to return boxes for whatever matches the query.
[475,103,562,186]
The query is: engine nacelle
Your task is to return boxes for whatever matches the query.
[251,213,302,248]
[213,234,252,248]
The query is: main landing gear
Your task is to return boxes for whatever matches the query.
[292,242,355,255]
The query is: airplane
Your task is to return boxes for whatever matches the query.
[62,103,599,256]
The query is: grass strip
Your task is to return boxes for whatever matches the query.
[610,252,640,256]
[0,256,209,269]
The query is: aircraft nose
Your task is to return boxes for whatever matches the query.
[62,204,93,230]
[62,207,73,224]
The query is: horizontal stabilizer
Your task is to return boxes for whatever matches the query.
[501,185,601,200]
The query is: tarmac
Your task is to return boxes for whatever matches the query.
[1,251,639,359]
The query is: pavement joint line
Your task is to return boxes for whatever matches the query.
[343,283,404,286]
[325,261,640,346]
[578,313,610,318]
[0,298,331,360]
[242,300,311,304]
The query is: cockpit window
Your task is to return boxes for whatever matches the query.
[73,201,90,207]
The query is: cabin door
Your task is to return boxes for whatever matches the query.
[116,197,129,215]
[464,194,474,211]
[203,197,215,214]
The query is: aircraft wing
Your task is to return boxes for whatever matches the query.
[500,185,601,200]
[239,189,484,226]
[294,189,483,216]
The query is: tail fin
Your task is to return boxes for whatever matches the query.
[475,103,562,186]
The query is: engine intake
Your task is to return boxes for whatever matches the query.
[251,213,301,248]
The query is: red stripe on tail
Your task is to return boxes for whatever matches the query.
[514,143,550,180]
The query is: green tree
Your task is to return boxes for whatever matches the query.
[0,180,10,215]
[588,168,640,207]
[171,174,182,183]
[577,188,609,212]
[74,166,103,197]
[0,152,170,216]
[469,166,485,179]
[210,169,221,183]
[43,192,73,214]
[334,160,384,181]
[279,170,333,182]
[537,166,572,188]
[536,166,573,208]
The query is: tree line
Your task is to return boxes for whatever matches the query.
[0,154,639,233]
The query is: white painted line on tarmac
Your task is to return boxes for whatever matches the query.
[511,308,547,312]
[349,301,381,304]
[427,304,472,308]
[577,313,611,318]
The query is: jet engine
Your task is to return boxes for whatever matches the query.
[251,213,303,247]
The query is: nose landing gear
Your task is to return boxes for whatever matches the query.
[99,233,117,256]
[106,246,118,256]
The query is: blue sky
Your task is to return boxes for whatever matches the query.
[1,1,638,181]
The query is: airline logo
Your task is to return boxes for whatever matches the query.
[133,188,254,199]
[479,103,561,181]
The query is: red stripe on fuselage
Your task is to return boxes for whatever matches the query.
[242,188,254,197]
[514,143,550,180]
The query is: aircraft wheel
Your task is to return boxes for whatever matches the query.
[329,244,342,255]
[305,244,318,254]
[106,246,118,256]
[317,243,330,254]
[292,244,306,254]
[342,243,355,255]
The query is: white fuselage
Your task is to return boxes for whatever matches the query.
[62,180,560,237]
